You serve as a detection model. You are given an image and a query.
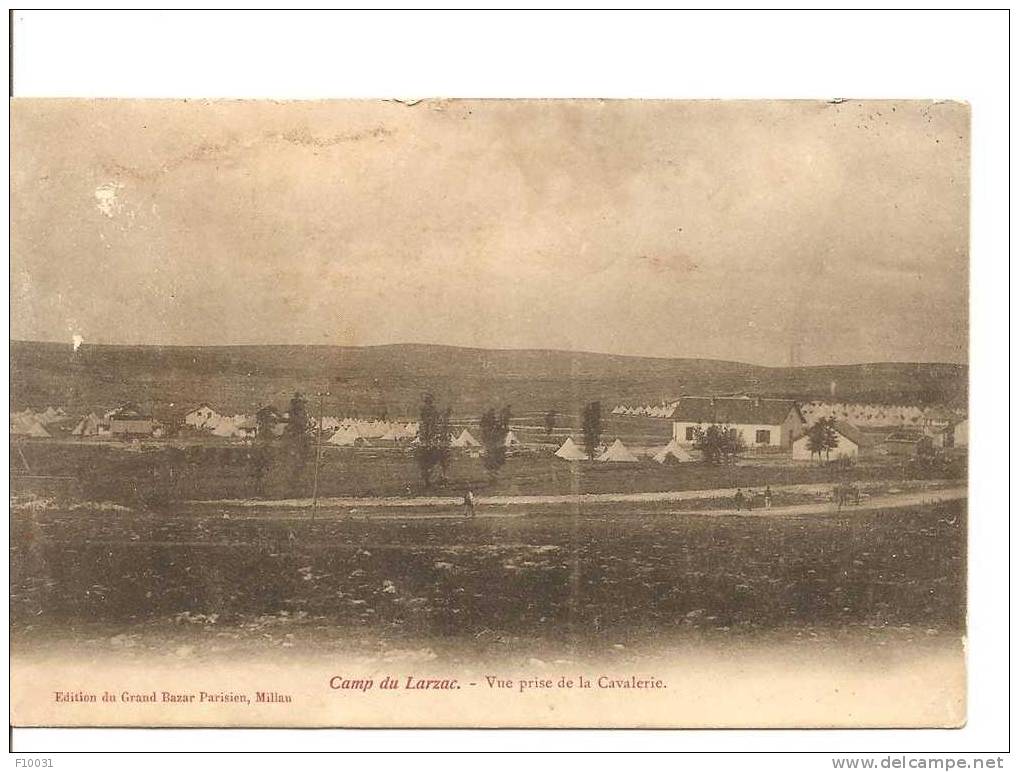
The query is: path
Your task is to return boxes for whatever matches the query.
[64,489,968,548]
[186,480,964,516]
[188,480,960,509]
[688,486,966,519]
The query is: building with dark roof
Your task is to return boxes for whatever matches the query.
[882,430,925,456]
[670,396,805,449]
[108,403,154,437]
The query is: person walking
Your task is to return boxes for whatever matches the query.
[764,485,773,509]
[734,488,744,512]
[463,488,476,519]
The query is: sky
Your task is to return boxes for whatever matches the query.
[10,99,969,366]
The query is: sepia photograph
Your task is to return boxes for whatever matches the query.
[10,97,969,729]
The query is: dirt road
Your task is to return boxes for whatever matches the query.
[187,480,964,518]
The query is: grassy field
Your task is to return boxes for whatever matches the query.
[10,498,966,657]
[11,439,935,504]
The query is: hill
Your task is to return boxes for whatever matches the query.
[9,340,968,421]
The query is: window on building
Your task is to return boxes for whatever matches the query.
[685,426,696,441]
[755,429,771,444]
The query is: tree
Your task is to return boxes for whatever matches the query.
[917,435,936,458]
[693,424,747,465]
[805,417,840,463]
[693,425,721,464]
[544,410,557,436]
[582,401,602,460]
[255,405,278,443]
[437,407,453,483]
[248,444,271,496]
[480,405,512,478]
[251,405,279,496]
[416,393,439,488]
[283,393,312,491]
[725,428,748,462]
[284,393,311,445]
[805,423,825,463]
[822,419,840,461]
[415,393,452,488]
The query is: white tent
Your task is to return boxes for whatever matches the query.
[381,425,411,441]
[72,413,102,437]
[596,438,639,463]
[320,416,341,432]
[328,426,369,447]
[652,439,694,464]
[450,429,481,448]
[12,414,50,437]
[39,406,67,424]
[211,415,256,438]
[503,430,522,447]
[210,416,240,437]
[362,421,388,438]
[554,437,589,461]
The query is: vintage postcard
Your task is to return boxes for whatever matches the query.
[9,99,968,728]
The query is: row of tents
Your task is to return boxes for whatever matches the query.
[614,398,963,430]
[11,413,53,437]
[185,404,425,442]
[554,437,694,464]
[10,406,72,437]
[325,420,423,446]
[14,406,67,424]
[799,401,962,429]
[12,402,691,466]
[326,426,523,449]
[14,407,159,439]
[325,419,421,440]
[327,426,691,463]
[448,429,522,449]
[611,404,677,418]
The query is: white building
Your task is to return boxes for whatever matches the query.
[792,421,862,461]
[184,404,220,430]
[670,396,805,449]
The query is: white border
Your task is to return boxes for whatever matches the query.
[5,7,1011,759]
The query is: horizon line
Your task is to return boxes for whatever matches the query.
[9,337,969,371]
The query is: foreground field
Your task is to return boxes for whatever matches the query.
[11,497,966,660]
[13,439,953,505]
